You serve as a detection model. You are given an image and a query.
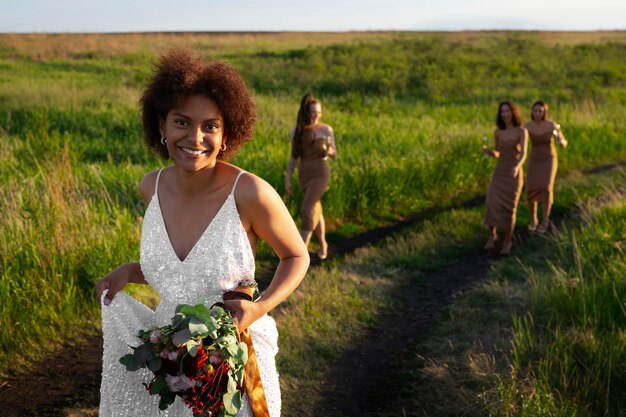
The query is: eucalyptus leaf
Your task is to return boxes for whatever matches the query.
[238,343,249,363]
[175,303,194,315]
[186,342,199,357]
[228,355,245,372]
[233,367,245,385]
[192,304,211,322]
[223,390,242,416]
[119,353,142,371]
[227,377,237,393]
[225,341,241,357]
[171,312,185,328]
[134,343,155,363]
[222,322,237,331]
[178,356,186,375]
[206,316,219,332]
[150,374,167,395]
[172,328,192,346]
[158,392,176,411]
[218,334,238,346]
[189,317,209,336]
[211,305,225,316]
[179,317,191,331]
[147,356,162,372]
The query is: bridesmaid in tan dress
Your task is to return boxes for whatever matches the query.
[482,101,528,255]
[525,100,568,234]
[285,93,337,259]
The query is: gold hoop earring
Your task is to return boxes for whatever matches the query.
[220,143,227,152]
[160,137,167,145]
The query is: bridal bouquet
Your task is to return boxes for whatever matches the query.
[119,301,248,417]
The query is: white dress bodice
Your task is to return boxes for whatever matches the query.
[141,169,256,323]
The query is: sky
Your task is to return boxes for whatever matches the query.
[0,0,624,33]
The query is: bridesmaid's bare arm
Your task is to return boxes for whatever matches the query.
[552,121,568,148]
[326,125,337,158]
[512,127,528,178]
[285,128,298,196]
[483,129,501,158]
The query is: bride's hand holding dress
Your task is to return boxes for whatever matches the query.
[96,263,144,306]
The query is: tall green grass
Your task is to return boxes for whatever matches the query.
[267,173,626,415]
[0,133,146,371]
[488,193,626,416]
[375,167,626,417]
[0,32,625,397]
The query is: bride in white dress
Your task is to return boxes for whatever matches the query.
[95,49,310,417]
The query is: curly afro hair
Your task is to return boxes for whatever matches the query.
[140,49,256,160]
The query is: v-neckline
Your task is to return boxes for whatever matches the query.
[153,192,232,263]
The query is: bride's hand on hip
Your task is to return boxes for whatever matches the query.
[223,299,263,332]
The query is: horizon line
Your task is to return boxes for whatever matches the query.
[2,29,626,35]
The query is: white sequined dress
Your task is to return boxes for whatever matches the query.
[99,170,281,416]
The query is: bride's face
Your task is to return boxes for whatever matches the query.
[159,94,225,172]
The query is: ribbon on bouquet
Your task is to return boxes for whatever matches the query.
[220,286,270,417]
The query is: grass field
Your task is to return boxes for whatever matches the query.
[0,31,625,415]
[390,166,626,417]
[288,164,626,416]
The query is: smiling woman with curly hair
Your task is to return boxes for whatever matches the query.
[140,48,257,161]
[96,49,309,417]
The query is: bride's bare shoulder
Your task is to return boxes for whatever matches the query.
[138,169,163,205]
[234,170,271,196]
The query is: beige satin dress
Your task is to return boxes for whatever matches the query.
[484,133,524,229]
[526,130,558,205]
[294,130,330,230]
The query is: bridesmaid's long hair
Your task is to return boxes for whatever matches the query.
[531,100,548,121]
[292,93,319,158]
[496,100,522,129]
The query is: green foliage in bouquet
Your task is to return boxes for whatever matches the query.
[119,301,249,417]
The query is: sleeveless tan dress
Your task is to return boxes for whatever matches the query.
[526,130,557,205]
[294,130,330,231]
[484,133,524,229]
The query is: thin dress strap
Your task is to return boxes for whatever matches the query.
[154,168,165,195]
[230,170,247,195]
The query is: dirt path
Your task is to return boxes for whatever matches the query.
[317,245,500,416]
[315,159,626,416]
[1,160,623,417]
[0,336,102,417]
